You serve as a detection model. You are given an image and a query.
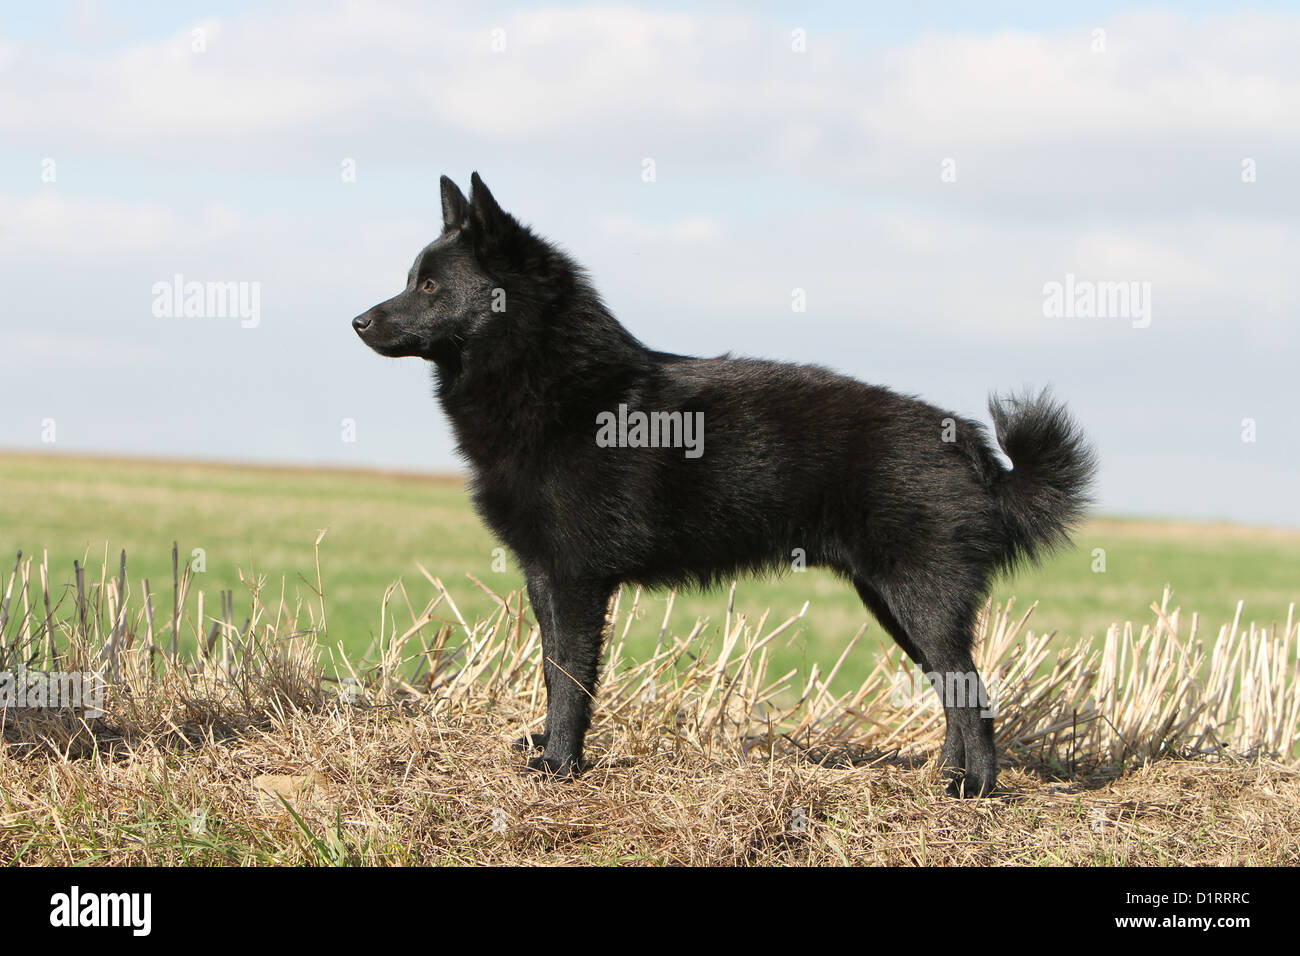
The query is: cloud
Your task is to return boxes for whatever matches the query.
[0,193,259,265]
[1,332,168,370]
[0,193,173,253]
[860,13,1300,147]
[2,2,1297,526]
[599,215,723,242]
[4,5,1295,192]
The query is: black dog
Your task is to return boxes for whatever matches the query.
[353,173,1095,797]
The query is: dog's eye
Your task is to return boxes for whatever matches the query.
[421,278,439,294]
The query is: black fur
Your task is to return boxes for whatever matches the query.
[352,173,1098,797]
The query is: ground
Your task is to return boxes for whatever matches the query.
[3,705,1296,866]
[1,452,1297,866]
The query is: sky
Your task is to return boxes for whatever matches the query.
[1,1,1298,526]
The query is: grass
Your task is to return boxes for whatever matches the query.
[3,450,1299,691]
[0,538,1297,866]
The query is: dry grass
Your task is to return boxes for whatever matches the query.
[1,543,1297,866]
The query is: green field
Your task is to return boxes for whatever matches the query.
[3,452,1297,686]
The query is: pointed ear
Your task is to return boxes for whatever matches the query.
[440,175,468,232]
[468,171,508,232]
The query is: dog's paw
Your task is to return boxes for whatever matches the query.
[944,769,997,799]
[512,732,548,752]
[524,754,581,778]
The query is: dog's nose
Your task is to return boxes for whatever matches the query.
[352,313,373,334]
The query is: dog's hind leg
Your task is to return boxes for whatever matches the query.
[853,578,930,671]
[926,640,995,797]
[520,573,613,778]
[915,612,996,797]
[856,577,962,778]
[856,576,996,797]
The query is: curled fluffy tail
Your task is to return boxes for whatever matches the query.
[988,390,1097,571]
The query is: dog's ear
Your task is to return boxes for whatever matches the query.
[440,175,469,232]
[467,172,530,269]
[469,172,512,235]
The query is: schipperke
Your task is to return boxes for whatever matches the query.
[353,173,1096,797]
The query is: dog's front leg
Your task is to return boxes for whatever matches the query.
[512,569,557,754]
[522,575,612,777]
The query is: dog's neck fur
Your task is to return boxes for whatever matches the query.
[433,251,651,472]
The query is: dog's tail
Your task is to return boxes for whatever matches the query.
[987,389,1097,572]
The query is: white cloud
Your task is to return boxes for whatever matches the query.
[2,5,1298,196]
[0,193,177,252]
[599,215,723,242]
[860,14,1300,147]
[1,333,167,370]
[0,193,248,256]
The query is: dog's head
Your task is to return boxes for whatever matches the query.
[352,172,544,363]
